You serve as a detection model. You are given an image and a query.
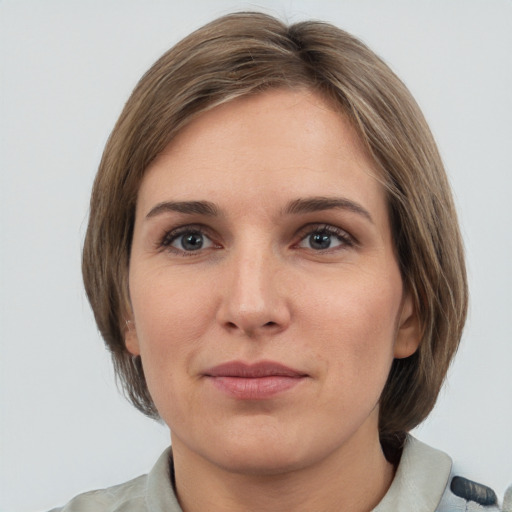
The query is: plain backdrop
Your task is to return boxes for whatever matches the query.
[1,1,511,510]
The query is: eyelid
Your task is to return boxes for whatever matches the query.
[157,223,221,255]
[293,223,357,250]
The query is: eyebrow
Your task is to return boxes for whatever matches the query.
[146,200,219,219]
[145,196,373,223]
[284,196,373,223]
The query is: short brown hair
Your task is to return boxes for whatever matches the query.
[82,12,468,447]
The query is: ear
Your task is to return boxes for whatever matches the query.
[394,291,421,359]
[124,319,141,356]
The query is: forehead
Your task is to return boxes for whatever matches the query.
[138,89,385,221]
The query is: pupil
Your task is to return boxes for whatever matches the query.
[310,232,331,249]
[182,233,203,250]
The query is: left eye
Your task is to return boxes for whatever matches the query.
[297,228,351,251]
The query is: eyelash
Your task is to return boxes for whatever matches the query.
[157,223,356,256]
[295,224,356,251]
[158,224,216,256]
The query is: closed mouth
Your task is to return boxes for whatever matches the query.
[203,360,307,378]
[203,361,308,400]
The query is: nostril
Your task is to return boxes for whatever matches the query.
[264,321,277,327]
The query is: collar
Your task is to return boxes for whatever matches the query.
[145,447,183,512]
[373,435,452,512]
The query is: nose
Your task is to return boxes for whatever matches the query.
[216,244,291,338]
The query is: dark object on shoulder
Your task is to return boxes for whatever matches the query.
[450,476,498,506]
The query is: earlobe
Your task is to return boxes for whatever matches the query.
[394,292,421,359]
[124,319,141,356]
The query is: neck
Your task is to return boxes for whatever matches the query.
[171,425,395,512]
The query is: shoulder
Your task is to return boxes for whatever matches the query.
[47,474,148,512]
[47,446,182,512]
[402,436,512,512]
[374,436,511,512]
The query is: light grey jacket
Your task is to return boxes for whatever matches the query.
[50,436,510,512]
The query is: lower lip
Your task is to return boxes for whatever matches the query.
[207,375,305,400]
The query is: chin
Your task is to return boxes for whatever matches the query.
[199,426,335,477]
[212,446,310,477]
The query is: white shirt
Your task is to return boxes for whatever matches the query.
[49,436,507,512]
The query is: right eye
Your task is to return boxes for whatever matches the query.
[161,227,216,255]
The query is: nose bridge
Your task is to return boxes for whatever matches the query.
[234,244,271,311]
[217,236,289,335]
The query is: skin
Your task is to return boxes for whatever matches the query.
[126,89,420,512]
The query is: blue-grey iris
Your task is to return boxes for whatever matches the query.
[310,232,331,250]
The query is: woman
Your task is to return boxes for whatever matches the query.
[52,11,508,512]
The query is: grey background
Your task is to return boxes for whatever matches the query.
[1,0,511,510]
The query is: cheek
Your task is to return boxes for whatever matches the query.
[129,268,215,375]
[129,272,217,426]
[299,273,401,376]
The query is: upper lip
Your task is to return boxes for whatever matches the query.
[203,361,307,378]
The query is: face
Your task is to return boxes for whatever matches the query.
[127,89,419,476]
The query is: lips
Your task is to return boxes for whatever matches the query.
[203,361,308,400]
